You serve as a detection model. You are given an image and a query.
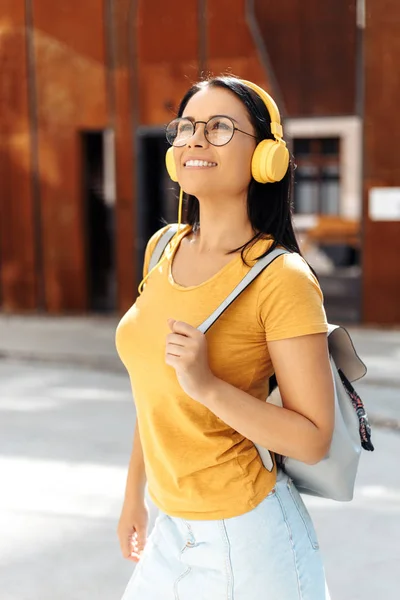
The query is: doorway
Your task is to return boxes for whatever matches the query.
[136,127,179,281]
[81,129,117,312]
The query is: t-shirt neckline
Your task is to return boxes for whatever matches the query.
[167,226,242,291]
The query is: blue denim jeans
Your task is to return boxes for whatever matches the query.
[121,469,331,599]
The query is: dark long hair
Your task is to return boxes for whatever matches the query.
[175,75,302,263]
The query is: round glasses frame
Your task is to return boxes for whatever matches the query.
[165,115,257,147]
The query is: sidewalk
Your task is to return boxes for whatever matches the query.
[0,314,399,423]
[0,314,122,372]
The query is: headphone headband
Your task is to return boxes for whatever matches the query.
[240,79,284,141]
[164,76,290,191]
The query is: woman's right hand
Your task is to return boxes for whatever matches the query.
[117,499,149,562]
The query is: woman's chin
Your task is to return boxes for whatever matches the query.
[180,182,214,198]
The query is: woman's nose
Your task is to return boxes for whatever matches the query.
[187,122,208,148]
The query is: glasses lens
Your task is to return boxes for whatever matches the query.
[205,116,234,146]
[166,118,194,147]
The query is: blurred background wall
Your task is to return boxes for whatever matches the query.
[0,0,399,324]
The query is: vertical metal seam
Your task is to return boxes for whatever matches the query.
[103,0,118,311]
[25,0,45,310]
[128,0,140,171]
[198,0,208,78]
[128,0,140,294]
[355,2,364,118]
[104,0,117,131]
[356,1,366,323]
[245,0,288,117]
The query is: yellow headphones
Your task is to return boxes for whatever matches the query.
[165,78,289,185]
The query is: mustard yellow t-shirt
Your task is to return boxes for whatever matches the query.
[115,224,328,520]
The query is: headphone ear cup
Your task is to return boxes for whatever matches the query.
[165,147,178,182]
[251,140,290,184]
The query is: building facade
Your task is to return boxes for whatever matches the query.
[0,0,399,324]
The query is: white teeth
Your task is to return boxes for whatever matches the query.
[185,160,217,167]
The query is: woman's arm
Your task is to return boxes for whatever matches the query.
[122,420,147,504]
[202,332,335,465]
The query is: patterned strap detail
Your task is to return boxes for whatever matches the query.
[338,369,375,451]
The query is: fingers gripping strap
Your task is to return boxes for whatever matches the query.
[197,248,289,334]
[148,224,180,272]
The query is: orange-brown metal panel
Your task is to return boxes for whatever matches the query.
[31,3,106,65]
[362,3,400,324]
[137,0,200,125]
[0,0,37,310]
[254,0,358,116]
[113,0,136,313]
[139,0,199,64]
[136,0,274,126]
[114,71,136,313]
[113,0,201,311]
[32,1,108,312]
[207,0,271,93]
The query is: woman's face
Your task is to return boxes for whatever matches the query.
[173,85,257,200]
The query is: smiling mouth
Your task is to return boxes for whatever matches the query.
[184,160,217,168]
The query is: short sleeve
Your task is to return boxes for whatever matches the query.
[142,225,172,278]
[257,253,328,342]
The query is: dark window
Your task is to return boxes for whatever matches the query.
[293,137,340,215]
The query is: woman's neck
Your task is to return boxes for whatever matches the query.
[191,197,255,254]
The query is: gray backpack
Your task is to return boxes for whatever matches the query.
[149,224,374,501]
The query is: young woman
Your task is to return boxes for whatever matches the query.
[116,75,334,599]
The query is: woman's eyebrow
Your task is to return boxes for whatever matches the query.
[215,114,240,124]
[182,114,240,124]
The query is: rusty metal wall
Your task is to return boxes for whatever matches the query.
[0,0,275,313]
[0,0,37,310]
[255,0,358,116]
[362,0,400,324]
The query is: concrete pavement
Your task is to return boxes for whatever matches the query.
[0,358,399,600]
[0,314,399,424]
[0,315,399,598]
[0,315,121,372]
[0,314,399,379]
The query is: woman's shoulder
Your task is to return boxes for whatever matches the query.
[142,224,171,278]
[256,251,323,307]
[247,238,319,287]
[143,223,191,277]
[255,247,327,340]
[146,222,192,248]
[145,223,174,254]
[268,251,319,284]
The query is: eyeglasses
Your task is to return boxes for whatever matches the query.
[165,115,257,147]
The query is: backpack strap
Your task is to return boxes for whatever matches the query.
[148,224,180,273]
[148,229,367,385]
[197,248,289,334]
